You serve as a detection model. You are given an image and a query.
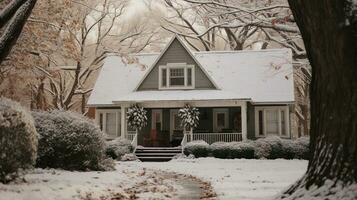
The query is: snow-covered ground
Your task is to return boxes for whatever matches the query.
[0,164,186,200]
[0,159,307,200]
[124,158,308,200]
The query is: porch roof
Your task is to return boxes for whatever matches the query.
[112,90,250,103]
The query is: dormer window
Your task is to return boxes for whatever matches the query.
[159,63,195,89]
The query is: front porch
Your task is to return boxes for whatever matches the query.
[123,102,248,147]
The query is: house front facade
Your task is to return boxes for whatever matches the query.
[87,36,295,147]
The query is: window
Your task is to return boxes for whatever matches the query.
[281,110,286,136]
[97,110,121,138]
[258,111,264,136]
[161,68,167,87]
[159,64,195,89]
[170,68,185,86]
[105,113,117,136]
[213,108,229,132]
[255,106,289,137]
[187,68,192,86]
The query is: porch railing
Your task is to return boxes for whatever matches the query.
[126,131,137,141]
[188,132,243,144]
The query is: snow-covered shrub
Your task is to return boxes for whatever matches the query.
[230,142,255,159]
[33,110,112,171]
[179,104,200,130]
[105,138,133,160]
[183,140,210,157]
[253,136,310,159]
[121,153,139,161]
[211,142,231,158]
[0,98,38,183]
[127,105,147,131]
[254,138,272,159]
[280,139,300,159]
[294,137,310,159]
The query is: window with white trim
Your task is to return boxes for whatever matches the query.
[255,106,289,137]
[97,110,121,138]
[159,63,195,89]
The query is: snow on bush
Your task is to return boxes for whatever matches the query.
[254,138,272,159]
[0,98,38,183]
[183,137,310,160]
[254,136,310,159]
[294,137,310,159]
[229,142,255,159]
[183,140,209,157]
[105,138,133,160]
[178,104,200,130]
[127,105,147,131]
[121,153,139,161]
[211,142,231,158]
[261,136,285,159]
[33,110,113,171]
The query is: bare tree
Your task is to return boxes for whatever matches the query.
[41,0,161,113]
[161,0,311,137]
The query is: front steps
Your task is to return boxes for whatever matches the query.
[135,147,182,162]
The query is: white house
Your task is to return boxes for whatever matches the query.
[87,36,294,149]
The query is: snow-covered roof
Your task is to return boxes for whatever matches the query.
[88,49,294,106]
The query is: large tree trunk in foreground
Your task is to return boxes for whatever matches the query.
[0,0,37,65]
[279,1,357,199]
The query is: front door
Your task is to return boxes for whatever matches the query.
[170,109,183,146]
[151,109,162,147]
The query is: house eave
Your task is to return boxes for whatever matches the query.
[251,101,295,105]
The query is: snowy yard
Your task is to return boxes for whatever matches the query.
[0,158,307,200]
[126,158,308,200]
[0,164,208,200]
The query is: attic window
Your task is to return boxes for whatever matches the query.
[159,64,195,89]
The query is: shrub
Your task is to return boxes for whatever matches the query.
[294,137,310,159]
[230,142,255,159]
[183,140,210,157]
[0,98,38,183]
[254,138,272,159]
[33,110,112,171]
[211,142,231,158]
[105,138,133,160]
[254,136,310,160]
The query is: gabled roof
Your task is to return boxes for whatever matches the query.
[134,35,219,91]
[87,48,294,106]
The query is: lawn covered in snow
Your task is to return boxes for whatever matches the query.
[0,158,307,200]
[124,158,308,200]
[0,164,184,200]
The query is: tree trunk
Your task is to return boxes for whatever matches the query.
[0,0,37,65]
[0,0,27,28]
[279,1,357,199]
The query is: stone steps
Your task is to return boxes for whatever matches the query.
[135,147,182,162]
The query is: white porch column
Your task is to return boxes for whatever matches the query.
[241,102,248,141]
[121,105,126,139]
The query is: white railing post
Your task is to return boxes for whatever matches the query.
[241,102,248,141]
[121,105,126,139]
[131,129,138,152]
[181,133,188,154]
[190,128,193,141]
